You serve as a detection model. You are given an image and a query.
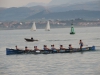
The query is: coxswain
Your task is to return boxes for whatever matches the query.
[79,40,83,50]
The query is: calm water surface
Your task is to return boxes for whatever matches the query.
[0,27,100,75]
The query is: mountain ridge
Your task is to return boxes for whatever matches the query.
[26,10,100,20]
[0,1,100,21]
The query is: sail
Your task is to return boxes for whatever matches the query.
[45,21,50,31]
[31,22,36,31]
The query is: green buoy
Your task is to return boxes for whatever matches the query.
[70,23,75,34]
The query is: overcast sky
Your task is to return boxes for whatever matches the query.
[0,0,96,8]
[0,0,51,8]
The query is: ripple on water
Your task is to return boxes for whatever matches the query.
[0,28,100,75]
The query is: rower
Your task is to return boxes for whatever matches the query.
[43,45,49,50]
[51,44,59,52]
[51,44,56,50]
[69,44,73,50]
[25,46,29,50]
[34,46,39,50]
[15,45,19,50]
[60,45,66,50]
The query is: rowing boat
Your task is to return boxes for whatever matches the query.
[6,46,95,55]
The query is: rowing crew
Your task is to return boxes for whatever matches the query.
[15,40,83,51]
[15,44,72,51]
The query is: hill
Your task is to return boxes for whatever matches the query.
[49,1,100,12]
[0,0,100,21]
[0,6,46,21]
[26,10,100,20]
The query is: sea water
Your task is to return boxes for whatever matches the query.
[0,27,100,75]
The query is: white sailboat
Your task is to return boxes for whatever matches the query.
[31,22,36,31]
[45,21,50,31]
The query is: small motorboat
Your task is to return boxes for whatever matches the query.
[24,38,38,42]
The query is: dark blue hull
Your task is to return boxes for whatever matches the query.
[6,48,24,55]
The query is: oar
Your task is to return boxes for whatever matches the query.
[84,45,88,46]
[80,47,83,54]
[95,46,100,47]
[85,45,100,47]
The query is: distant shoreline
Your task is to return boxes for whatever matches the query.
[0,26,100,30]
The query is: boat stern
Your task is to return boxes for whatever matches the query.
[89,46,95,51]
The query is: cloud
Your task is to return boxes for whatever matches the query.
[0,0,51,8]
[0,0,97,8]
[97,0,100,4]
[49,0,95,5]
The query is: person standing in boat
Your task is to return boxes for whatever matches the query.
[43,45,50,50]
[79,40,83,50]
